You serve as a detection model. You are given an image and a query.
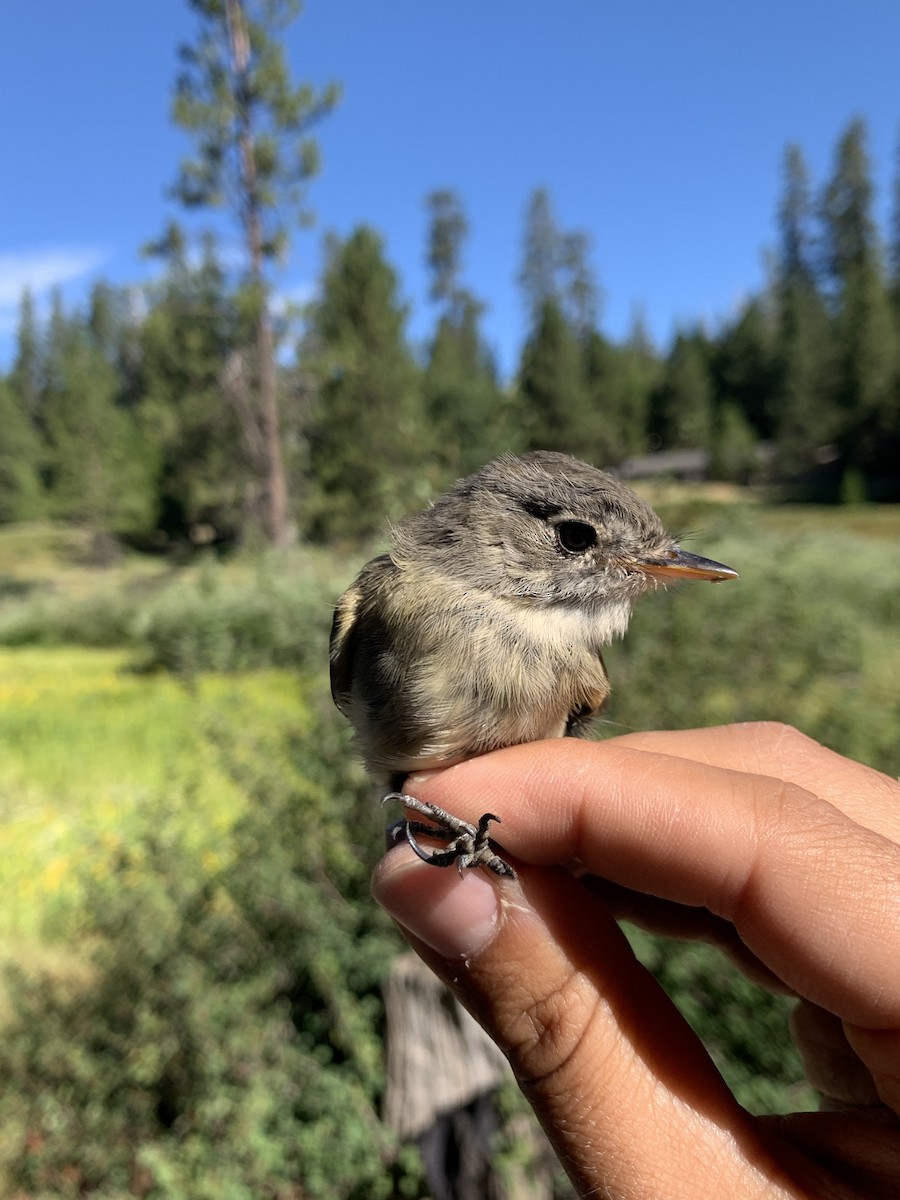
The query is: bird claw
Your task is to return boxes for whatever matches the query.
[382,793,517,879]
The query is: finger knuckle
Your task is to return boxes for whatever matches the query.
[507,967,607,1091]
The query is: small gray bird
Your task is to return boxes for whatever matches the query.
[330,451,737,878]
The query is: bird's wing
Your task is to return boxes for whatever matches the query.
[329,554,394,715]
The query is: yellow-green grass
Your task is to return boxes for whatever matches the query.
[758,502,900,542]
[0,646,308,939]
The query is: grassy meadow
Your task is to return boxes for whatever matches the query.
[0,646,306,938]
[0,499,897,1191]
[0,523,358,942]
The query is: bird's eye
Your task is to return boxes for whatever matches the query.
[556,521,597,554]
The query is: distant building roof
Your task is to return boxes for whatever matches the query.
[616,449,709,480]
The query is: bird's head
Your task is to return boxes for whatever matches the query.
[391,451,737,637]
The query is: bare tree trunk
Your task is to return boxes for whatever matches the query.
[255,309,289,546]
[226,0,290,547]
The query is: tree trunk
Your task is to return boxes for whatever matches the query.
[256,307,290,546]
[227,0,290,547]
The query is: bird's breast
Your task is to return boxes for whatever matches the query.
[363,588,612,777]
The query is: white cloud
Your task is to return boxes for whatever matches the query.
[0,246,108,308]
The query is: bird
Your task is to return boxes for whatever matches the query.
[330,450,738,879]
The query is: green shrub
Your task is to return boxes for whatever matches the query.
[0,697,416,1199]
[604,525,900,776]
[625,928,817,1114]
[0,552,343,677]
[0,588,141,648]
[132,566,334,677]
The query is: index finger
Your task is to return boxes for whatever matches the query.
[608,722,900,841]
[409,737,900,1030]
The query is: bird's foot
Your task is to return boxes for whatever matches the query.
[382,793,516,879]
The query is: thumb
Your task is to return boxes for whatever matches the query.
[372,846,785,1199]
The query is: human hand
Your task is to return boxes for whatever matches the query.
[372,723,900,1199]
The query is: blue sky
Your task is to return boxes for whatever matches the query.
[3,1,900,376]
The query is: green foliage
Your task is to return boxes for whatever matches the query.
[819,117,878,284]
[140,227,249,540]
[172,0,340,242]
[817,119,900,492]
[170,0,341,547]
[9,288,41,422]
[518,298,591,454]
[833,259,899,474]
[710,401,758,483]
[518,188,561,323]
[773,274,834,476]
[839,466,867,505]
[10,120,900,548]
[41,308,158,542]
[625,928,816,1114]
[517,188,600,336]
[581,329,654,464]
[134,560,333,675]
[0,644,306,942]
[604,518,900,777]
[594,318,661,462]
[0,696,410,1198]
[712,300,777,440]
[422,190,520,476]
[424,188,469,307]
[0,377,44,523]
[652,331,715,450]
[0,543,342,676]
[424,305,519,478]
[0,587,142,649]
[305,227,435,540]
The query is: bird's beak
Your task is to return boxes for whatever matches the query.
[629,547,739,584]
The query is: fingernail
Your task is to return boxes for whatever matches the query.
[374,862,502,961]
[405,768,442,784]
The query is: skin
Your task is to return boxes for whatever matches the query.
[372,723,900,1199]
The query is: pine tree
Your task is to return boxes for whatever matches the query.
[425,188,469,308]
[424,302,516,478]
[305,227,432,540]
[87,280,145,410]
[713,300,777,439]
[580,329,630,465]
[518,297,591,454]
[422,189,514,477]
[3,287,46,518]
[42,302,156,552]
[819,119,899,493]
[772,144,835,476]
[560,230,600,339]
[140,225,248,539]
[172,0,340,545]
[9,288,41,423]
[615,312,660,459]
[653,332,715,451]
[0,377,43,522]
[580,313,660,467]
[820,118,877,287]
[518,188,561,324]
[516,188,603,456]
